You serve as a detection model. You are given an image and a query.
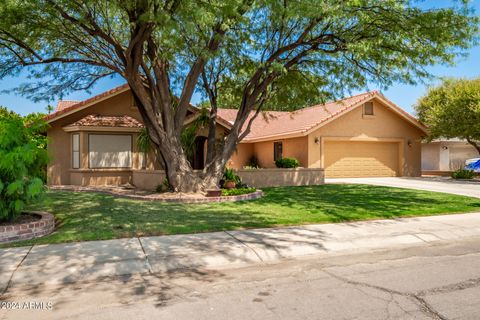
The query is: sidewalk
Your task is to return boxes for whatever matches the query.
[2,212,480,292]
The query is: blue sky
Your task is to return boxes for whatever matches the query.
[1,1,479,116]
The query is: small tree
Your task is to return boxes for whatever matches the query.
[416,78,480,154]
[0,110,49,221]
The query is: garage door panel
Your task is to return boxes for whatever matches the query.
[325,141,399,178]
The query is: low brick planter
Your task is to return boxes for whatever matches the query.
[0,211,55,243]
[50,185,263,203]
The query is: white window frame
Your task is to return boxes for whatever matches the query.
[72,133,80,169]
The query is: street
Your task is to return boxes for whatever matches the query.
[2,236,480,320]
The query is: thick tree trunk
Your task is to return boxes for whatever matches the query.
[466,137,480,155]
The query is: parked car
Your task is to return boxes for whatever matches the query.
[466,158,480,166]
[465,158,480,173]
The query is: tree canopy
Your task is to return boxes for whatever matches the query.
[0,0,477,191]
[416,77,480,154]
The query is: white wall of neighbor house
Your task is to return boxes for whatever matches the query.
[421,141,479,171]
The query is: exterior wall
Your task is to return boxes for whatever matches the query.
[421,141,479,172]
[236,168,324,188]
[421,143,440,170]
[308,99,424,177]
[47,90,145,185]
[229,143,254,169]
[132,170,167,191]
[251,136,308,168]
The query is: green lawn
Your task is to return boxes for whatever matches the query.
[3,184,480,247]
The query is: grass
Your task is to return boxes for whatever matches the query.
[3,184,480,247]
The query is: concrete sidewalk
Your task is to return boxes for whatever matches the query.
[2,212,480,292]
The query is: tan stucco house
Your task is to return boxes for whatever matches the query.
[45,85,427,187]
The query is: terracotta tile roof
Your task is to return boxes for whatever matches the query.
[66,115,144,128]
[55,100,80,112]
[45,84,130,122]
[217,91,380,141]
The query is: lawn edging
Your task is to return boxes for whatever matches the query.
[0,211,55,243]
[49,185,263,203]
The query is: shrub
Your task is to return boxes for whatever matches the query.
[275,157,300,168]
[451,169,475,179]
[156,178,173,193]
[224,168,241,183]
[221,187,256,196]
[246,155,260,169]
[0,113,49,221]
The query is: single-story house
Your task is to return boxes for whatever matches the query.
[45,85,427,187]
[422,139,479,174]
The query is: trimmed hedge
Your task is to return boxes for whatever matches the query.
[221,187,256,196]
[451,169,475,179]
[275,157,300,168]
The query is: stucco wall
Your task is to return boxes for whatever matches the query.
[229,143,254,169]
[251,136,308,169]
[132,170,167,191]
[308,99,424,177]
[47,90,146,185]
[237,168,324,188]
[132,168,324,190]
[422,141,479,171]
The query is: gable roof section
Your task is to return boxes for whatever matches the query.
[55,100,80,112]
[45,84,130,123]
[216,91,427,142]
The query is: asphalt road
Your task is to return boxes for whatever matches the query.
[2,237,480,320]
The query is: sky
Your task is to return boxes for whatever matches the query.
[1,1,479,116]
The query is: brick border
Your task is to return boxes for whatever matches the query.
[0,211,55,243]
[50,185,263,203]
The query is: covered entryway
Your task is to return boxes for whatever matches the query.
[324,141,400,178]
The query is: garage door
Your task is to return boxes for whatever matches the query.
[324,141,399,178]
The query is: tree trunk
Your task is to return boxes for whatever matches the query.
[466,137,480,155]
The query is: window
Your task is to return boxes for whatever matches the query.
[364,102,374,115]
[274,141,283,161]
[72,134,80,169]
[88,134,132,168]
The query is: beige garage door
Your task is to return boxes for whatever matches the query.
[324,141,399,178]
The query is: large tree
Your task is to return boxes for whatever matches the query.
[416,77,480,154]
[0,0,477,192]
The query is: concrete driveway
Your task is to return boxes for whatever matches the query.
[326,177,480,198]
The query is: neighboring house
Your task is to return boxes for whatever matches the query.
[422,139,479,173]
[45,85,427,187]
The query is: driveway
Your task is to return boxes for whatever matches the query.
[326,177,480,198]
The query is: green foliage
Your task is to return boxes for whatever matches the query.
[245,155,260,169]
[0,1,476,107]
[451,169,476,179]
[156,178,173,193]
[221,187,256,196]
[416,78,480,151]
[181,108,210,160]
[275,157,300,168]
[223,168,241,183]
[137,128,152,153]
[0,110,49,221]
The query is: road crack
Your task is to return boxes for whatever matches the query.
[322,269,448,320]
